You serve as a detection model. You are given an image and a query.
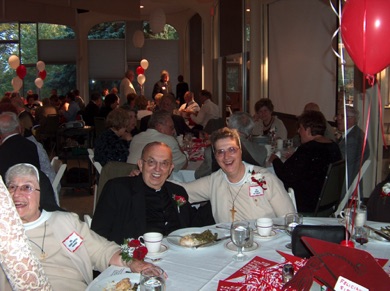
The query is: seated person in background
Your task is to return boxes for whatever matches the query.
[59,91,80,122]
[140,94,191,136]
[303,102,336,141]
[127,110,187,171]
[181,127,295,223]
[0,163,152,291]
[195,112,267,179]
[252,98,287,140]
[336,106,370,189]
[98,93,119,118]
[92,142,193,244]
[190,90,220,129]
[178,91,200,119]
[135,95,153,120]
[367,172,390,222]
[94,108,136,166]
[124,92,137,110]
[269,110,342,213]
[82,92,102,126]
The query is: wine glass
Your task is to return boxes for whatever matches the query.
[354,227,369,248]
[230,221,251,261]
[284,213,303,249]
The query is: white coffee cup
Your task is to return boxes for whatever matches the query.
[339,208,351,220]
[256,218,273,237]
[139,232,163,253]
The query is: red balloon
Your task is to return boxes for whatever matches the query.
[136,66,145,75]
[16,65,27,79]
[341,0,390,75]
[39,70,47,80]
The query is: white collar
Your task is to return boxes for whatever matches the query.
[1,133,19,144]
[223,162,252,186]
[24,210,52,231]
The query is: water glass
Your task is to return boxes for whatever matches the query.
[230,221,251,261]
[355,204,367,227]
[284,213,303,249]
[140,266,166,291]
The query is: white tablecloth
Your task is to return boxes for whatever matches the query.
[91,218,390,290]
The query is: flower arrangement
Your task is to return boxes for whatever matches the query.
[120,239,148,262]
[172,194,187,213]
[249,170,267,191]
[381,183,390,203]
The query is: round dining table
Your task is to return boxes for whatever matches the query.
[88,218,390,290]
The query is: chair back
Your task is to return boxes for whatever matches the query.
[313,160,345,217]
[288,187,297,212]
[203,118,225,135]
[51,156,67,206]
[40,114,60,135]
[93,117,106,138]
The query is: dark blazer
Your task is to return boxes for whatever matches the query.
[0,134,40,178]
[338,125,370,188]
[139,114,192,136]
[82,101,100,126]
[152,80,173,99]
[176,82,189,105]
[91,175,193,244]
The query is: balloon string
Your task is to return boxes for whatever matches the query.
[376,80,388,149]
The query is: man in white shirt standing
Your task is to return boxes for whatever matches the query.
[119,70,136,105]
[190,89,220,129]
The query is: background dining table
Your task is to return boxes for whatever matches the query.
[89,218,390,290]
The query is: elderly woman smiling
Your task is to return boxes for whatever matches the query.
[0,163,153,291]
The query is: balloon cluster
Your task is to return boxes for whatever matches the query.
[137,59,149,87]
[8,55,25,92]
[8,55,47,92]
[35,61,47,89]
[341,0,390,76]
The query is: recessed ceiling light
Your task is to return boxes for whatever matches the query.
[246,8,250,12]
[140,5,144,9]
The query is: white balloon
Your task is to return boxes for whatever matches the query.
[36,61,46,72]
[140,59,149,70]
[35,77,44,89]
[11,76,23,91]
[133,30,145,48]
[137,74,146,85]
[149,8,166,34]
[8,55,20,70]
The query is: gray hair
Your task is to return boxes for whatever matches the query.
[5,163,40,185]
[228,112,254,137]
[346,106,360,121]
[0,112,20,135]
[148,110,172,129]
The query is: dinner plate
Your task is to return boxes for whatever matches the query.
[254,230,280,241]
[146,243,169,258]
[167,227,227,248]
[86,273,140,291]
[225,241,259,252]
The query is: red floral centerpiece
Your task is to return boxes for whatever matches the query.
[120,238,148,262]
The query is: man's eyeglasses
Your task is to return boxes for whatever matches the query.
[142,159,172,169]
[7,184,40,194]
[214,147,240,157]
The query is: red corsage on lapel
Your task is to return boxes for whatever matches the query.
[172,194,187,213]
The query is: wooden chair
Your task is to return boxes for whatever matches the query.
[312,160,346,217]
[37,114,60,157]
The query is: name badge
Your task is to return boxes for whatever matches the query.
[249,186,264,197]
[63,232,83,253]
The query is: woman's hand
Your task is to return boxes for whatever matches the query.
[128,259,154,273]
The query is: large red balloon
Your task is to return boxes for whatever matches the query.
[39,70,47,80]
[341,0,390,75]
[16,65,27,79]
[136,66,145,75]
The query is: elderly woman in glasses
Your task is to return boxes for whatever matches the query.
[0,163,153,291]
[92,142,194,244]
[183,127,295,223]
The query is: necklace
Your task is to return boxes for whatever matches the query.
[263,116,274,129]
[228,183,246,222]
[28,221,47,261]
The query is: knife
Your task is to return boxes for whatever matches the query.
[193,236,231,249]
[364,225,390,241]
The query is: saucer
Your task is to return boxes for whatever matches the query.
[254,230,279,240]
[146,244,169,258]
[225,241,259,253]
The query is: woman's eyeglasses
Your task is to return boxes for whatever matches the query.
[7,184,40,194]
[214,147,239,157]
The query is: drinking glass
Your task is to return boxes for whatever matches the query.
[354,226,369,248]
[284,213,303,249]
[140,266,166,291]
[230,221,251,261]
